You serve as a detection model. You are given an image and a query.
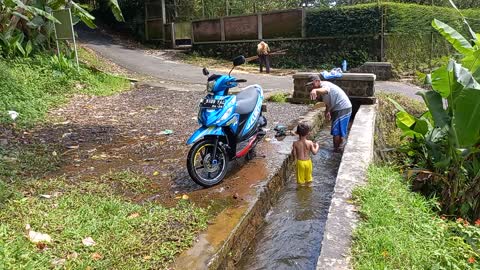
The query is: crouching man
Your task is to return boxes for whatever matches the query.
[307,75,352,152]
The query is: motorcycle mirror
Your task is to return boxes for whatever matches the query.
[202,68,209,76]
[232,55,246,67]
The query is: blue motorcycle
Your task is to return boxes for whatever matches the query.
[186,56,267,187]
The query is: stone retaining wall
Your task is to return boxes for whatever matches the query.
[290,72,377,106]
[350,62,393,81]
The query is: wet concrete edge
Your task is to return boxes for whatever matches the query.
[173,104,325,269]
[316,105,377,270]
[210,108,327,269]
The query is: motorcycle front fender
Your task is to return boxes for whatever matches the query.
[186,126,225,145]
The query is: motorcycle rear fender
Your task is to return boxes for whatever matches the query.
[187,126,225,145]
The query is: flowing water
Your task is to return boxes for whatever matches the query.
[237,128,342,270]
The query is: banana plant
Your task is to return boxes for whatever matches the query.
[0,0,124,57]
[391,18,480,219]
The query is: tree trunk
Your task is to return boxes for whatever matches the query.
[8,0,30,33]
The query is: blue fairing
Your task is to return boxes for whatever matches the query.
[213,75,237,96]
[199,96,236,127]
[187,126,225,145]
[241,86,264,137]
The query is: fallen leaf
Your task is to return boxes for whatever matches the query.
[67,252,78,260]
[475,219,480,226]
[52,151,58,156]
[26,224,52,243]
[36,242,47,250]
[182,194,189,200]
[66,145,79,150]
[468,257,476,264]
[265,138,271,142]
[39,194,52,199]
[128,212,140,219]
[51,258,66,267]
[153,171,159,176]
[91,252,103,261]
[143,255,152,260]
[82,237,96,247]
[382,251,389,257]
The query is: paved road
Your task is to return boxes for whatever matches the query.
[78,28,422,98]
[78,28,292,92]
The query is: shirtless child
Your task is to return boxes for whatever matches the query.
[292,123,319,185]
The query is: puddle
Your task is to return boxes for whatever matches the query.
[236,128,341,270]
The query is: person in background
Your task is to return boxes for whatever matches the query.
[257,40,271,73]
[307,75,352,153]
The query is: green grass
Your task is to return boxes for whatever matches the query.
[0,143,62,184]
[267,93,289,103]
[0,173,209,269]
[352,166,480,270]
[0,54,130,127]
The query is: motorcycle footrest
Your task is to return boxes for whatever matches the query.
[261,104,267,112]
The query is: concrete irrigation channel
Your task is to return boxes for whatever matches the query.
[173,104,376,270]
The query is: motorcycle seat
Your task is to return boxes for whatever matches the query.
[235,85,259,115]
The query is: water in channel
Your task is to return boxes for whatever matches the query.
[237,128,342,270]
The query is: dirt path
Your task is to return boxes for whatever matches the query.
[18,84,308,206]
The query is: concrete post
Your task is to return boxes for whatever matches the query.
[220,17,225,41]
[301,7,306,38]
[171,23,176,48]
[161,0,166,41]
[257,14,263,40]
[145,1,149,40]
[161,0,166,24]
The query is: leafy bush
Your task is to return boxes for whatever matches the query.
[268,93,289,103]
[353,166,480,270]
[306,4,381,37]
[390,18,480,220]
[193,35,378,69]
[374,92,425,164]
[0,0,123,58]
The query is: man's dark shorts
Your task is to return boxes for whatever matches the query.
[331,107,352,138]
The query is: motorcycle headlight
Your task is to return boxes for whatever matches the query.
[206,81,215,93]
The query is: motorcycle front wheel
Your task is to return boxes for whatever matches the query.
[187,139,229,187]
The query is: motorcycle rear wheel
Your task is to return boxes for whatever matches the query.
[187,139,229,187]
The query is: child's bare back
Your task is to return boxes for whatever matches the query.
[292,123,319,185]
[293,139,318,160]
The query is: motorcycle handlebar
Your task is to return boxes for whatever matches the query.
[235,79,247,83]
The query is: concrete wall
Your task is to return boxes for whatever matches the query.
[224,15,258,41]
[262,9,303,39]
[291,73,377,106]
[316,104,376,269]
[350,62,393,81]
[192,9,303,43]
[193,19,222,42]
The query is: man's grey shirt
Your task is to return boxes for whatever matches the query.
[320,81,352,112]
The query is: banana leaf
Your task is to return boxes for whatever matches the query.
[417,90,450,129]
[453,88,480,148]
[432,19,473,56]
[109,0,124,22]
[462,50,480,79]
